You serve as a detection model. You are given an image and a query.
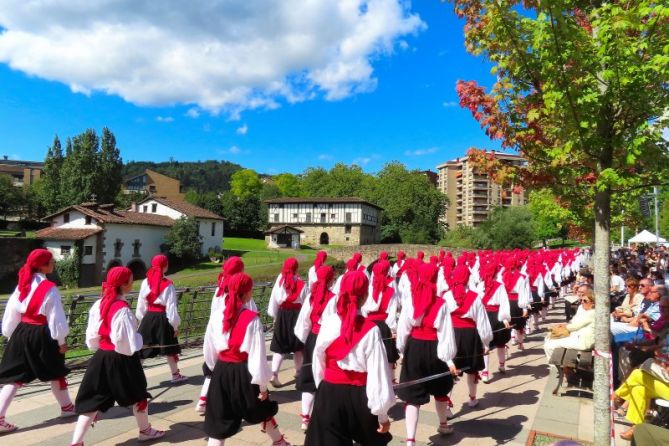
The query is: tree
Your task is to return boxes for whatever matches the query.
[60,129,100,205]
[528,189,572,245]
[274,173,303,197]
[55,247,80,289]
[220,191,264,237]
[165,217,202,262]
[660,191,669,238]
[38,135,65,213]
[476,206,535,249]
[230,169,262,199]
[0,174,20,218]
[97,127,123,204]
[450,1,669,441]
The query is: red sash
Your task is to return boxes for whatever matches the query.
[410,298,445,340]
[482,282,501,312]
[146,279,173,312]
[366,287,394,321]
[20,280,56,326]
[280,280,304,310]
[324,316,375,386]
[451,290,478,329]
[218,309,258,363]
[99,300,130,351]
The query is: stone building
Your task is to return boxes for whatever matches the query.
[0,156,43,188]
[264,197,382,247]
[122,169,186,201]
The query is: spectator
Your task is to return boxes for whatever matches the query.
[612,278,644,320]
[611,265,626,293]
[611,279,658,337]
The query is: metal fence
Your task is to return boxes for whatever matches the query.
[0,282,274,364]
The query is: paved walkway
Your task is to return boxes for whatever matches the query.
[2,306,594,445]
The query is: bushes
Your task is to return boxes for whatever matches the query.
[440,207,535,250]
[56,247,80,289]
[166,217,203,264]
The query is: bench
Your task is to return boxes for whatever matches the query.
[548,348,594,396]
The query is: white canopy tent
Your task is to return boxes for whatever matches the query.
[628,229,666,245]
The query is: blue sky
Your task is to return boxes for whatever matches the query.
[0,1,499,175]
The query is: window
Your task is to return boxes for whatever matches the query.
[320,213,326,223]
[60,245,71,255]
[85,215,92,225]
[345,212,352,223]
[151,203,157,213]
[63,213,70,223]
[142,205,148,213]
[84,245,93,256]
[274,213,279,222]
[305,213,311,223]
[292,213,298,219]
[330,213,335,219]
[345,225,352,234]
[211,222,216,236]
[149,185,156,193]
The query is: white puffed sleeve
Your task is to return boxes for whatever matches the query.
[465,298,493,347]
[240,316,272,392]
[493,285,511,324]
[135,279,149,321]
[294,293,313,343]
[385,289,400,331]
[85,300,102,351]
[434,303,457,368]
[515,276,531,309]
[533,274,545,297]
[203,307,223,371]
[308,266,317,288]
[110,306,144,356]
[1,287,21,338]
[312,314,340,388]
[267,275,284,319]
[395,292,414,354]
[543,270,554,289]
[332,275,344,296]
[43,286,69,345]
[163,284,181,330]
[437,268,450,297]
[362,328,395,423]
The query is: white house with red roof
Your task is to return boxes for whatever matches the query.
[37,198,224,286]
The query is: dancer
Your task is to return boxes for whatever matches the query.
[363,261,400,378]
[397,263,458,444]
[526,255,546,334]
[268,258,307,387]
[307,251,327,288]
[197,256,247,413]
[136,254,186,383]
[391,251,406,278]
[478,262,511,383]
[71,267,163,445]
[502,256,530,350]
[333,253,368,293]
[294,265,337,431]
[203,272,290,446]
[305,271,394,446]
[446,264,492,407]
[0,249,74,434]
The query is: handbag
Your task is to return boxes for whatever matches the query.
[549,325,570,339]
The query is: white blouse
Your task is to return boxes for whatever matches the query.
[267,274,308,319]
[396,293,457,367]
[135,279,180,330]
[293,291,337,343]
[437,267,450,297]
[307,265,318,288]
[476,281,511,324]
[86,298,143,356]
[1,273,69,345]
[444,291,493,347]
[204,307,272,392]
[312,314,396,423]
[362,283,399,331]
[510,275,532,309]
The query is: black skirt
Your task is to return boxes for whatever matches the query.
[296,331,318,393]
[371,320,400,364]
[75,349,151,414]
[202,362,213,378]
[204,360,279,440]
[0,323,69,384]
[270,308,304,354]
[486,310,512,349]
[305,381,392,446]
[529,289,543,314]
[509,300,527,330]
[397,337,453,406]
[453,327,485,374]
[138,312,181,359]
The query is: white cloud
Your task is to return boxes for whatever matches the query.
[353,156,372,166]
[236,124,248,135]
[156,116,174,123]
[0,1,424,115]
[442,101,458,108]
[318,154,333,160]
[405,147,438,156]
[398,40,409,50]
[185,108,200,119]
[219,145,245,155]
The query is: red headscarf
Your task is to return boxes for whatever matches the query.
[314,250,328,269]
[412,263,438,320]
[416,251,425,261]
[310,265,335,318]
[371,260,391,302]
[379,251,389,261]
[429,256,438,265]
[146,254,169,296]
[396,251,406,268]
[223,272,254,333]
[280,257,299,294]
[17,249,53,302]
[346,257,360,272]
[450,264,471,306]
[100,266,133,320]
[216,256,244,297]
[438,249,446,262]
[480,262,499,300]
[336,270,369,344]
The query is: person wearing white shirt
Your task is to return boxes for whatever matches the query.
[71,267,163,445]
[307,250,327,288]
[0,249,74,434]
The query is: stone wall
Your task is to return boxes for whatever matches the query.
[324,244,464,265]
[300,224,362,246]
[0,238,44,293]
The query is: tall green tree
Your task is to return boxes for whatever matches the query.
[274,173,303,197]
[97,127,123,204]
[230,169,262,199]
[38,135,65,213]
[59,129,100,204]
[475,206,535,249]
[0,174,19,218]
[165,217,203,263]
[450,0,669,441]
[528,189,572,245]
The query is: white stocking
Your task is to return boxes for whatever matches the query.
[482,353,490,373]
[516,329,525,345]
[264,418,284,443]
[541,306,548,320]
[167,355,179,375]
[301,392,315,417]
[0,384,18,418]
[467,373,477,399]
[293,351,304,375]
[50,380,73,408]
[271,353,284,375]
[133,403,150,431]
[496,348,506,368]
[207,438,224,446]
[71,411,97,445]
[405,404,420,442]
[435,400,450,424]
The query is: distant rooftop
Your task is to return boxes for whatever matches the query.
[436,150,525,169]
[0,156,44,168]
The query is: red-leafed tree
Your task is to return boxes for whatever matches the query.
[448,1,669,442]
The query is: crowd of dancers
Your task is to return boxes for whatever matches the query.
[0,246,586,445]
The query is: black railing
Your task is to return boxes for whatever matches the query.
[0,282,274,363]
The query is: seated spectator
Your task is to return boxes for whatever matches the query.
[611,265,626,293]
[611,279,658,337]
[612,278,644,320]
[544,288,595,380]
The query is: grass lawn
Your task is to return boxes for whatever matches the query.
[0,230,35,238]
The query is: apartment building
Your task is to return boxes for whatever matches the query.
[436,151,527,229]
[122,169,186,201]
[0,156,43,187]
